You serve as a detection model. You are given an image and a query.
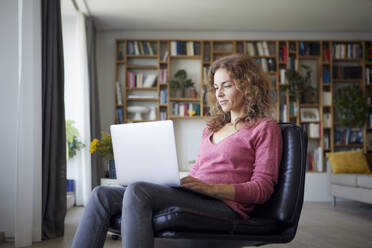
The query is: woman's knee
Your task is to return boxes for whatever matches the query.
[123,182,154,208]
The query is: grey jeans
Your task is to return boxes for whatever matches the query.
[71,182,240,248]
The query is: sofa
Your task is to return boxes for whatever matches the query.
[327,152,372,206]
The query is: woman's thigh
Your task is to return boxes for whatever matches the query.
[123,182,239,219]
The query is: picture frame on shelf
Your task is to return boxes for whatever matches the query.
[300,108,320,122]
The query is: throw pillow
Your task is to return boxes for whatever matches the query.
[326,150,372,174]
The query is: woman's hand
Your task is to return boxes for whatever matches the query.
[180,176,215,195]
[180,176,235,200]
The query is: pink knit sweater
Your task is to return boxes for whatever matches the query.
[189,117,283,219]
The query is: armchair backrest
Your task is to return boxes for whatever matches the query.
[252,123,308,228]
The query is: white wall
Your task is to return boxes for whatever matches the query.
[96,30,372,201]
[0,0,18,239]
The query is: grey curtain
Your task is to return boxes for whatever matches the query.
[86,16,104,188]
[41,0,66,239]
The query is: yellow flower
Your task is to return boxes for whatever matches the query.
[89,139,99,154]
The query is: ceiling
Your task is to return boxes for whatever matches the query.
[62,0,372,33]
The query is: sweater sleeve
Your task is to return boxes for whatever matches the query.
[233,123,283,204]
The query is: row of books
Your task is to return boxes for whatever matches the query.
[127,72,157,88]
[324,133,330,150]
[280,104,288,122]
[289,101,299,116]
[289,56,299,71]
[334,127,363,145]
[299,42,320,56]
[255,58,276,72]
[279,69,287,84]
[333,43,363,59]
[170,41,201,56]
[116,82,123,104]
[171,103,201,116]
[246,41,275,57]
[278,44,287,62]
[323,91,332,105]
[301,123,321,138]
[322,69,330,83]
[116,108,123,124]
[202,66,210,83]
[323,48,331,62]
[366,67,372,84]
[306,147,324,172]
[127,41,156,56]
[332,65,362,79]
[159,111,168,120]
[117,43,125,60]
[323,113,332,128]
[159,69,168,83]
[160,89,168,104]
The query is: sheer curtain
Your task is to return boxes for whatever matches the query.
[64,11,92,206]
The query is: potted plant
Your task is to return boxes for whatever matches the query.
[65,120,85,194]
[90,131,115,178]
[66,120,85,160]
[169,69,195,98]
[285,65,316,103]
[334,85,367,127]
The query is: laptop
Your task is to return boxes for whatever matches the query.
[110,120,219,199]
[110,120,181,186]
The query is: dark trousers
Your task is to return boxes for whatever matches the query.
[72,182,240,248]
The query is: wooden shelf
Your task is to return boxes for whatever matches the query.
[125,119,158,123]
[127,98,158,101]
[300,104,319,107]
[333,79,362,83]
[332,58,362,62]
[170,55,202,59]
[127,55,158,58]
[169,115,204,119]
[298,55,320,59]
[127,87,157,91]
[170,98,200,102]
[114,38,372,161]
[334,144,363,148]
[213,50,234,54]
[126,65,158,69]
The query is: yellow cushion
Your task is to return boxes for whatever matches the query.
[326,150,372,174]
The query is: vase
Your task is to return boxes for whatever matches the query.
[108,160,117,179]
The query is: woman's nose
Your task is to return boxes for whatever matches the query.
[217,88,224,97]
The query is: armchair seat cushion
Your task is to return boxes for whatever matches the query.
[153,206,281,235]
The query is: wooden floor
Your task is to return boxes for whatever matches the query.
[1,201,372,248]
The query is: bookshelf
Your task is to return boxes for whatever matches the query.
[114,39,372,173]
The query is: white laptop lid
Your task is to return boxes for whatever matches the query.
[110,120,180,186]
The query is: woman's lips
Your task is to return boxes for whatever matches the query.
[219,100,228,105]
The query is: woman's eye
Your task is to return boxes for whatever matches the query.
[224,85,231,88]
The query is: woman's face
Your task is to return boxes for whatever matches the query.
[213,68,244,114]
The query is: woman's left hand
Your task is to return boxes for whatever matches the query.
[180,176,236,200]
[180,176,215,195]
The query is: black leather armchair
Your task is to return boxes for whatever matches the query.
[109,123,308,248]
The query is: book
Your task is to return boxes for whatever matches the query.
[322,91,332,106]
[116,81,122,104]
[263,41,270,56]
[170,41,177,56]
[143,74,157,88]
[323,113,332,128]
[162,50,169,61]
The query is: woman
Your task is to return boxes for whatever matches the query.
[72,54,283,248]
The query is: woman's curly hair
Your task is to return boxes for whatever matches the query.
[206,54,274,132]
